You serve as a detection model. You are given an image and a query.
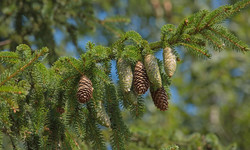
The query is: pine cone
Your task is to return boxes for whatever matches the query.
[163,47,177,77]
[151,87,168,111]
[77,75,93,103]
[96,101,111,128]
[133,61,149,95]
[117,58,133,93]
[144,54,162,89]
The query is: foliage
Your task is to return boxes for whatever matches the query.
[0,0,249,149]
[0,0,130,64]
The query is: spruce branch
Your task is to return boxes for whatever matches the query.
[100,22,123,37]
[65,128,80,149]
[0,51,19,64]
[99,17,130,24]
[85,102,106,150]
[0,1,249,149]
[190,0,250,35]
[201,32,224,51]
[63,75,78,83]
[1,95,19,113]
[129,95,145,118]
[0,47,48,86]
[194,10,208,33]
[0,86,27,95]
[106,83,130,150]
[149,41,163,50]
[66,58,83,75]
[179,43,211,58]
[209,25,249,52]
[96,16,130,38]
[156,1,250,56]
[201,5,231,30]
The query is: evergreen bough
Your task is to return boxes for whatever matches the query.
[0,1,249,149]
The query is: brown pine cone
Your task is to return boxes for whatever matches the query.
[77,75,93,103]
[151,87,168,111]
[133,61,150,95]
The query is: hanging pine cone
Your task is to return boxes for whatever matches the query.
[117,58,133,93]
[150,87,168,111]
[96,101,111,128]
[144,54,162,89]
[133,61,150,95]
[163,47,177,77]
[77,75,93,103]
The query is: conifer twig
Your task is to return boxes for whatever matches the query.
[0,90,22,94]
[180,43,211,57]
[97,19,122,38]
[66,58,83,75]
[232,1,250,15]
[195,13,207,33]
[149,41,163,50]
[65,128,80,149]
[63,75,78,83]
[99,18,130,24]
[0,49,47,86]
[201,33,223,49]
[208,27,247,52]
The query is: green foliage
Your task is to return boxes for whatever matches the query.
[106,83,130,150]
[0,0,130,64]
[0,0,249,149]
[160,0,250,58]
[0,52,18,64]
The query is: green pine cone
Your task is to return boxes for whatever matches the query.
[117,58,133,93]
[96,101,111,128]
[144,54,162,89]
[163,47,177,77]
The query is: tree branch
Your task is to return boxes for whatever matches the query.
[0,40,11,47]
[0,49,47,86]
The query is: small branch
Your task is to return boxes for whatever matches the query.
[204,11,223,28]
[101,23,122,38]
[99,18,130,24]
[0,40,11,47]
[201,33,223,49]
[96,19,122,38]
[66,58,83,75]
[232,1,250,14]
[195,13,207,33]
[65,128,80,149]
[209,27,247,52]
[149,41,163,50]
[63,75,78,83]
[0,50,47,86]
[0,90,23,94]
[180,43,211,57]
[0,55,18,59]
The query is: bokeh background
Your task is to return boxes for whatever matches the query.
[0,0,249,149]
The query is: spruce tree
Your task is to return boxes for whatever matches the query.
[0,0,250,149]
